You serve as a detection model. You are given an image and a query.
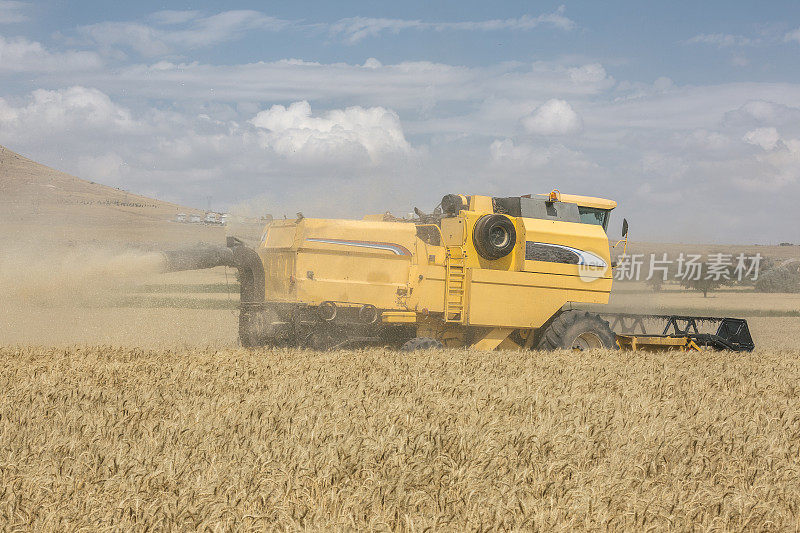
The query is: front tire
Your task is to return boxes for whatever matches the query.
[535,310,617,350]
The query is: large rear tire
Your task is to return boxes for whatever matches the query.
[535,310,617,351]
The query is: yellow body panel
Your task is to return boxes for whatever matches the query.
[255,192,617,341]
[472,328,515,350]
[617,335,701,352]
[537,193,617,210]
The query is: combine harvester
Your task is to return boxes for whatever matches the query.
[163,191,754,352]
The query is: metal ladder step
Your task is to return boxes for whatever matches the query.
[444,245,467,323]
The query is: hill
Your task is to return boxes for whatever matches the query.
[0,145,224,247]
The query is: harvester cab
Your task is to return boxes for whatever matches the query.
[162,191,754,352]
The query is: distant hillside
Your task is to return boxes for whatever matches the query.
[0,146,224,246]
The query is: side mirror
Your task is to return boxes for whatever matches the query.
[622,218,629,238]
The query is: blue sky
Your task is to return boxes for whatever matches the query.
[1,1,800,242]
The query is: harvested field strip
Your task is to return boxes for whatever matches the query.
[2,347,800,530]
[108,296,238,309]
[132,283,239,294]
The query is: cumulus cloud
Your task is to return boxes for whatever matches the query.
[568,63,608,84]
[0,86,135,139]
[0,86,424,215]
[489,138,590,169]
[739,128,800,187]
[758,140,800,185]
[329,6,575,44]
[744,127,781,151]
[723,100,800,128]
[521,99,582,135]
[0,35,102,72]
[249,101,411,163]
[490,138,552,167]
[0,0,26,24]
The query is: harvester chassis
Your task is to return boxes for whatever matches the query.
[239,301,414,350]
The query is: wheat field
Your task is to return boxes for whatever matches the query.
[2,346,800,531]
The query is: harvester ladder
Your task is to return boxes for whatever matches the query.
[445,246,467,323]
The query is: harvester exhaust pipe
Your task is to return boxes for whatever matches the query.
[159,238,265,309]
[160,245,236,272]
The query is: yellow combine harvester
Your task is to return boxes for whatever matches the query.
[164,191,754,352]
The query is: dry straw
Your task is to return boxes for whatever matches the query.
[1,346,799,530]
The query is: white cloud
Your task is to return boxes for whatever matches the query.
[0,86,422,215]
[784,28,800,44]
[521,99,582,135]
[362,57,382,69]
[329,7,575,44]
[250,100,411,163]
[723,100,800,128]
[744,127,781,150]
[685,33,755,47]
[489,138,590,169]
[0,35,102,71]
[758,139,800,185]
[3,16,800,243]
[680,129,731,151]
[77,10,291,56]
[67,59,613,120]
[740,128,800,187]
[0,1,27,24]
[68,7,576,55]
[490,138,552,167]
[0,86,135,141]
[568,63,608,84]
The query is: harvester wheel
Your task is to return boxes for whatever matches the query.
[401,337,444,351]
[473,214,517,260]
[239,308,278,348]
[535,310,616,351]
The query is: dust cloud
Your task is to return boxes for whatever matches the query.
[0,245,166,307]
[0,244,237,347]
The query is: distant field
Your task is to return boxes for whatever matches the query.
[593,283,800,317]
[622,240,800,262]
[3,346,800,530]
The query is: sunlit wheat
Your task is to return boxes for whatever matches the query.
[1,346,799,530]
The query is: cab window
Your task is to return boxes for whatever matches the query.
[578,207,609,230]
